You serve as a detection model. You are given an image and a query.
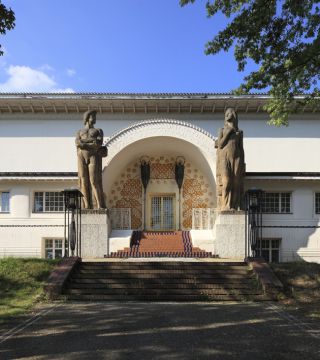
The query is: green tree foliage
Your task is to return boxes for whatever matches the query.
[180,0,320,126]
[0,1,15,56]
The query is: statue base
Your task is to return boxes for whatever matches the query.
[214,210,246,259]
[80,209,109,258]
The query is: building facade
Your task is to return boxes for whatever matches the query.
[0,93,319,262]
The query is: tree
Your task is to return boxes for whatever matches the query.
[0,1,15,56]
[180,0,320,126]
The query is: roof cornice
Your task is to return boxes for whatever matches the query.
[0,92,271,98]
[0,92,317,114]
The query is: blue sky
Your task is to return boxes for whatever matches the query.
[0,0,255,93]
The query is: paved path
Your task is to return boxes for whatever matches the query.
[0,302,319,360]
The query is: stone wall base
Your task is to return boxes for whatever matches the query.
[80,209,109,258]
[214,210,246,259]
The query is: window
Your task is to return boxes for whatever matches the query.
[34,192,64,212]
[0,192,10,212]
[261,192,291,213]
[257,238,280,263]
[315,193,320,214]
[44,238,63,259]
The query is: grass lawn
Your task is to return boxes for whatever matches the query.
[0,257,60,323]
[271,261,320,319]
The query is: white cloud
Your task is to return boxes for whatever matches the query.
[0,65,74,92]
[67,68,76,77]
[39,64,54,72]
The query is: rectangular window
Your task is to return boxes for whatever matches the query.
[315,193,320,214]
[44,238,63,259]
[261,192,291,214]
[34,192,64,212]
[0,192,10,212]
[256,238,281,263]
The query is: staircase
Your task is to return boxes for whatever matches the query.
[109,231,214,258]
[64,261,268,301]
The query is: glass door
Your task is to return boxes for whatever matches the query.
[150,195,175,231]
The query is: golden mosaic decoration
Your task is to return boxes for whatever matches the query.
[108,157,215,230]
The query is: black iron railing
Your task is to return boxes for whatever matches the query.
[245,189,264,258]
[62,189,82,257]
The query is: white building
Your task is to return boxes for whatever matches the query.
[0,93,319,262]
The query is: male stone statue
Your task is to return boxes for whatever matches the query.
[216,108,245,210]
[75,110,108,209]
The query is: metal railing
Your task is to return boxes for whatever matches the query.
[110,208,131,230]
[192,208,215,229]
[245,190,264,258]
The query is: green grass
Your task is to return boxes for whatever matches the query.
[271,261,320,318]
[0,257,60,322]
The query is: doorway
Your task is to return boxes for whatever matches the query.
[150,194,175,231]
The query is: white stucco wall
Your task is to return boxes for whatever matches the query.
[0,180,75,257]
[1,112,320,173]
[1,176,319,261]
[0,110,320,261]
[245,179,320,262]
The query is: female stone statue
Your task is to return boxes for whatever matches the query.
[216,108,245,210]
[75,110,108,209]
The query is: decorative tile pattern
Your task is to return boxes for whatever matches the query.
[108,157,214,230]
[151,163,174,179]
[182,162,214,229]
[108,162,142,229]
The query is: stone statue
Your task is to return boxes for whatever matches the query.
[75,110,108,209]
[216,108,245,210]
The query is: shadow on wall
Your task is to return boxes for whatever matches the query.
[260,226,320,262]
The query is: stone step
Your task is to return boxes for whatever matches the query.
[81,261,248,270]
[109,252,213,258]
[63,259,265,302]
[65,294,270,301]
[111,230,213,258]
[77,269,250,275]
[70,272,253,280]
[65,288,262,296]
[67,282,257,289]
[69,277,256,285]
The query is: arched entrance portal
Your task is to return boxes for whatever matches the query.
[103,119,216,231]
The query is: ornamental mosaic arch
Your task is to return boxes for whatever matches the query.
[104,119,216,172]
[107,156,214,230]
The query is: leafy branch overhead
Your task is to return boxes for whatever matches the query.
[0,1,15,56]
[180,0,320,126]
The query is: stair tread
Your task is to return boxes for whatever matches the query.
[65,289,263,295]
[66,294,271,301]
[80,262,247,266]
[112,230,213,258]
[68,283,257,289]
[69,278,257,285]
[77,269,250,274]
[63,226,265,303]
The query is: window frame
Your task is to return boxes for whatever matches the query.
[33,191,64,213]
[261,191,292,214]
[256,238,281,263]
[43,238,64,259]
[0,191,10,213]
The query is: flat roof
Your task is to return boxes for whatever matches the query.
[0,93,317,114]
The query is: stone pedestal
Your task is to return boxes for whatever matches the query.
[80,209,109,258]
[214,210,246,259]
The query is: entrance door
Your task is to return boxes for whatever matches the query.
[150,195,175,231]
